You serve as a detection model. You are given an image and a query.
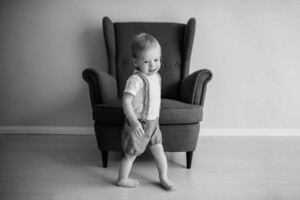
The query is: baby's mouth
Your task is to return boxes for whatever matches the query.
[149,68,157,73]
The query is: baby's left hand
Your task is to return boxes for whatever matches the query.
[129,120,145,138]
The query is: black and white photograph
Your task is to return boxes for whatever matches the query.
[1,0,300,199]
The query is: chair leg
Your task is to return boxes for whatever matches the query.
[186,151,193,169]
[101,151,108,168]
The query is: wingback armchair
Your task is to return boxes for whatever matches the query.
[82,17,212,168]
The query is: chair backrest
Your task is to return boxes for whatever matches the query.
[103,17,196,99]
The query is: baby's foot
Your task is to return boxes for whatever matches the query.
[160,178,177,191]
[117,178,140,188]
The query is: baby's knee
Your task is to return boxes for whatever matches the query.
[124,153,137,161]
[150,144,165,157]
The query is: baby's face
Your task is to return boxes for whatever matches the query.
[133,46,161,76]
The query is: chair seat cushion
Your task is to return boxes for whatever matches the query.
[93,99,203,125]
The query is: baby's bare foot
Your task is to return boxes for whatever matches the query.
[117,178,140,188]
[160,178,177,191]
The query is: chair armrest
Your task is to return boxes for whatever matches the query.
[180,69,213,106]
[82,68,118,105]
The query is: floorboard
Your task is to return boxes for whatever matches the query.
[1,134,300,200]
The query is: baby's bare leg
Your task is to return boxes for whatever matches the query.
[117,153,139,188]
[150,143,177,191]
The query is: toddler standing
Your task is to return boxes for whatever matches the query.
[116,33,177,191]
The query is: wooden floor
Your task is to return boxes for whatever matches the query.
[1,134,300,200]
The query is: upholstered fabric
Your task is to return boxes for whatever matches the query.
[82,17,213,168]
[160,99,203,124]
[160,123,200,152]
[103,17,196,99]
[95,122,200,152]
[94,123,200,152]
[180,69,213,105]
[92,99,203,125]
[82,68,118,104]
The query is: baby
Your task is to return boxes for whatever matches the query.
[117,33,177,191]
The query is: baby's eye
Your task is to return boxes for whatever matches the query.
[143,60,149,64]
[154,59,160,62]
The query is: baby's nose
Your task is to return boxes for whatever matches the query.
[150,61,156,67]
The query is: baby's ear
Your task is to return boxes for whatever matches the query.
[133,58,138,67]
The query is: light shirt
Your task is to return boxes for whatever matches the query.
[124,71,161,120]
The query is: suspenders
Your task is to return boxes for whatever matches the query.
[133,70,161,121]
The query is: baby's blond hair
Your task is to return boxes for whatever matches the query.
[131,33,161,59]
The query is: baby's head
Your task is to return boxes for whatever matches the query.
[131,33,161,76]
[131,33,161,59]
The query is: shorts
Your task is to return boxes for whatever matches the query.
[122,118,162,156]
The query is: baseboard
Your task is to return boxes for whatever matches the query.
[0,126,94,135]
[200,129,300,136]
[0,126,299,136]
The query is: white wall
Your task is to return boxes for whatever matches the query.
[1,0,300,131]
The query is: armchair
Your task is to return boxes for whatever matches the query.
[83,17,212,168]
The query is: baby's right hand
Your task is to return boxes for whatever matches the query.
[130,120,145,138]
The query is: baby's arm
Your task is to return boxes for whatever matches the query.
[123,92,145,137]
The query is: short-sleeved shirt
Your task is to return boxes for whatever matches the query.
[124,70,161,120]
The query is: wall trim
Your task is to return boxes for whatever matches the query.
[200,129,300,136]
[0,126,94,135]
[0,127,299,136]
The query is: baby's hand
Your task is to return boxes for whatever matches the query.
[130,120,145,138]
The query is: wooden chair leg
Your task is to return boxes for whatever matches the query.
[186,151,193,169]
[101,151,108,168]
